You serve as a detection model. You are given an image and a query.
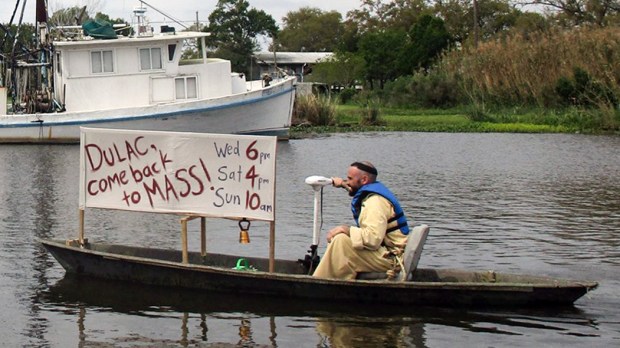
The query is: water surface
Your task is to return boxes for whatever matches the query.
[0,132,618,346]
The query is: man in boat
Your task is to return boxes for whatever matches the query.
[313,161,410,279]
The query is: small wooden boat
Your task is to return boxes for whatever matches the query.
[41,128,597,308]
[41,236,597,308]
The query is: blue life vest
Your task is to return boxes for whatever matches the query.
[350,182,410,235]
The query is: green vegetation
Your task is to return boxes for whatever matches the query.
[287,1,619,137]
[292,94,336,126]
[205,0,277,74]
[293,25,620,137]
[290,105,580,138]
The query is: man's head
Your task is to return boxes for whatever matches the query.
[346,161,377,196]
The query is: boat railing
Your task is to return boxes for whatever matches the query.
[179,58,203,66]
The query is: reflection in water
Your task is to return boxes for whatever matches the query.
[0,145,74,346]
[43,275,431,347]
[41,275,605,347]
[238,318,253,346]
[316,317,425,348]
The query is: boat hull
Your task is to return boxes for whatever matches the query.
[0,78,295,143]
[41,239,598,308]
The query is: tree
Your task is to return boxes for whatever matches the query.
[508,10,549,39]
[358,29,407,89]
[402,14,451,72]
[206,0,277,74]
[0,23,36,62]
[48,0,102,26]
[310,51,365,88]
[433,0,525,45]
[278,7,344,52]
[341,0,430,55]
[49,6,90,27]
[477,0,522,37]
[346,0,429,34]
[519,0,620,26]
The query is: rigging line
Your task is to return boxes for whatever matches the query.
[10,0,21,25]
[12,0,28,57]
[0,0,21,48]
[139,0,188,29]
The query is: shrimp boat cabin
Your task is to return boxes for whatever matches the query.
[41,128,598,308]
[0,2,295,143]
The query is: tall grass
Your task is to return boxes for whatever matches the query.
[292,94,336,126]
[440,27,620,109]
[299,26,620,134]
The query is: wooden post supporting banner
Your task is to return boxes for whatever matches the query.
[180,215,203,263]
[269,221,275,272]
[78,208,85,245]
[269,154,277,273]
[181,216,189,264]
[200,217,206,257]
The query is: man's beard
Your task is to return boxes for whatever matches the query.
[348,187,358,197]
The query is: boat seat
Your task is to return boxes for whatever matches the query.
[356,224,430,281]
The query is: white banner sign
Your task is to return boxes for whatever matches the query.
[79,128,277,221]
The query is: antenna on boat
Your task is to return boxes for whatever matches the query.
[132,4,152,37]
[300,175,333,274]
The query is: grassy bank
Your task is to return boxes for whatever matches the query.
[291,27,620,139]
[290,104,585,138]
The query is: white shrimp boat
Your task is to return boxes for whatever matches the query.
[0,1,295,143]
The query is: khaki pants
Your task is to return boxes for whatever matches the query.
[313,233,393,279]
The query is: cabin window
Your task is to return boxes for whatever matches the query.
[55,52,62,76]
[168,44,176,61]
[175,76,197,99]
[140,48,162,70]
[91,50,114,73]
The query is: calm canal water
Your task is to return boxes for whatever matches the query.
[0,132,618,347]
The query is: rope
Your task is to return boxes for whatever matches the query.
[382,247,405,280]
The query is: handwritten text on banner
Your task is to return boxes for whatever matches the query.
[79,128,277,221]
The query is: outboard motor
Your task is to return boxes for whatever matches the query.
[299,175,333,274]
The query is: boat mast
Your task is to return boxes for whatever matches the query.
[33,0,55,113]
[0,0,55,114]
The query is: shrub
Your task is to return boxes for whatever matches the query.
[381,73,462,108]
[360,103,384,126]
[292,94,335,126]
[555,67,618,107]
[338,88,358,104]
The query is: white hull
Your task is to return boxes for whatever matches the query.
[0,78,295,143]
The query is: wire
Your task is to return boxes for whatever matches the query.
[139,0,188,29]
[319,186,324,233]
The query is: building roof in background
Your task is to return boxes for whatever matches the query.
[253,52,333,65]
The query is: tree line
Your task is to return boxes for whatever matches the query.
[3,0,619,121]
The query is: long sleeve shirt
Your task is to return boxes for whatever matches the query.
[349,194,408,251]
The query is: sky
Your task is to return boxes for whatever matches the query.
[2,0,362,27]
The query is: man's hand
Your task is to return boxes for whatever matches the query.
[331,177,352,192]
[326,225,350,243]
